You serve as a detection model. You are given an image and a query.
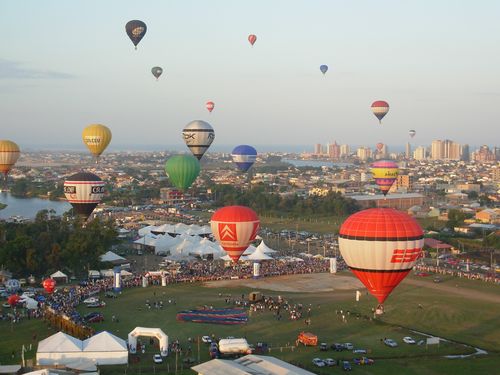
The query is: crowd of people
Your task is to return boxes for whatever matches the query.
[414,264,500,284]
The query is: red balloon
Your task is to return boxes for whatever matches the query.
[7,294,21,306]
[248,34,257,46]
[339,208,424,307]
[42,278,56,294]
[206,101,215,113]
[376,143,384,152]
[210,206,260,262]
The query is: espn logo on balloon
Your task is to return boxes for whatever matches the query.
[390,248,422,263]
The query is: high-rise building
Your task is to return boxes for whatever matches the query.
[493,167,500,182]
[431,139,461,160]
[340,144,350,157]
[405,142,411,159]
[413,146,426,160]
[461,144,470,162]
[314,143,323,155]
[328,141,341,159]
[472,145,496,162]
[396,174,413,190]
[357,147,372,161]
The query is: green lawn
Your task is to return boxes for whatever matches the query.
[1,273,499,374]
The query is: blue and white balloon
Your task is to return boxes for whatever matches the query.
[320,65,328,75]
[231,145,257,172]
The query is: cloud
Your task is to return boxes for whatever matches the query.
[0,59,74,79]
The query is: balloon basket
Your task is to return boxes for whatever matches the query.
[375,305,384,315]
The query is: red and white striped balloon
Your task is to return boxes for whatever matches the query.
[206,101,215,113]
[371,100,389,123]
[339,208,424,306]
[210,206,260,262]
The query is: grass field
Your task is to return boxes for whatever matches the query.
[1,272,499,374]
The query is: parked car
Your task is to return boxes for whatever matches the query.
[83,297,99,304]
[86,301,106,308]
[324,358,336,366]
[84,312,104,323]
[320,342,328,351]
[312,358,326,367]
[201,336,212,344]
[331,343,345,351]
[153,354,163,364]
[353,348,367,354]
[354,357,374,365]
[342,361,352,371]
[344,343,354,350]
[403,336,416,344]
[383,338,398,347]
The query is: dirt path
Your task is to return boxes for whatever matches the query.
[204,273,500,304]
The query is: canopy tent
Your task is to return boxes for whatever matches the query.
[100,251,127,264]
[246,249,274,261]
[242,245,257,255]
[50,270,68,283]
[82,331,128,365]
[256,240,277,254]
[37,332,83,365]
[20,295,39,309]
[139,223,211,237]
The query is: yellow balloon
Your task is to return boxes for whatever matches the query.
[0,140,20,176]
[82,124,112,157]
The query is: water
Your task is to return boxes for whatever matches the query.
[282,159,353,168]
[0,193,71,219]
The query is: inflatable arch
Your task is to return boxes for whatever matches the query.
[128,327,168,356]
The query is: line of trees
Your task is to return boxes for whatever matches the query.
[209,184,360,218]
[0,210,118,278]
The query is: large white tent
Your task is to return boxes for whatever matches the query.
[99,251,127,263]
[256,240,277,254]
[82,331,128,365]
[37,332,83,365]
[50,270,68,283]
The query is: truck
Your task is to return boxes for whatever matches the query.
[297,332,318,346]
[218,338,252,355]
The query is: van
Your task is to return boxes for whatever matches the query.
[297,332,318,346]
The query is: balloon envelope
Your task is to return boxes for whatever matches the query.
[164,155,200,191]
[42,278,56,294]
[206,101,215,113]
[126,20,147,48]
[376,143,384,152]
[0,140,20,176]
[371,101,389,123]
[182,120,215,160]
[7,294,21,306]
[409,130,416,138]
[248,34,257,46]
[64,172,105,219]
[210,206,260,262]
[152,66,163,79]
[82,124,112,158]
[371,160,399,196]
[320,65,328,74]
[231,145,257,172]
[339,208,424,305]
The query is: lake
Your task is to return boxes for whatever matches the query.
[0,193,71,219]
[282,159,353,168]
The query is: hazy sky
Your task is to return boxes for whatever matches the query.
[1,1,499,152]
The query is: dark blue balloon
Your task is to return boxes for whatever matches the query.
[231,145,257,172]
[320,65,328,74]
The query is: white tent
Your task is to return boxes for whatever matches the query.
[37,332,83,365]
[20,295,39,309]
[242,245,257,255]
[133,233,158,247]
[256,240,277,254]
[82,331,128,365]
[50,270,68,283]
[247,249,273,261]
[100,251,127,263]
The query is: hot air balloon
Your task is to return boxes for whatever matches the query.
[64,172,105,220]
[371,101,389,124]
[152,66,163,80]
[232,145,257,172]
[376,143,384,152]
[206,101,215,113]
[248,34,257,46]
[164,155,200,191]
[82,124,112,161]
[210,206,260,262]
[7,294,21,307]
[182,120,215,160]
[339,208,424,312]
[126,20,147,49]
[409,130,416,138]
[320,65,328,75]
[0,140,20,180]
[371,160,399,196]
[42,278,56,294]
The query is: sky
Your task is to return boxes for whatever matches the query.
[1,0,499,152]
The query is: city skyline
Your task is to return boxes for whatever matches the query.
[1,1,500,149]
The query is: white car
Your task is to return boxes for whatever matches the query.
[344,343,354,350]
[312,358,326,367]
[324,358,336,366]
[153,354,163,364]
[83,297,99,304]
[384,338,398,347]
[202,336,212,343]
[403,336,416,344]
